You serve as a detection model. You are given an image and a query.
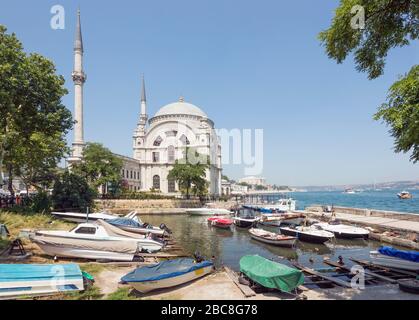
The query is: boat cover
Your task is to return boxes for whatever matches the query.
[108,218,143,228]
[121,258,213,283]
[240,255,304,293]
[378,246,419,263]
[0,264,82,282]
[96,220,149,240]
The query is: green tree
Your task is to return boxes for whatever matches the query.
[52,171,95,210]
[0,25,73,195]
[319,1,419,162]
[72,143,123,194]
[168,147,209,199]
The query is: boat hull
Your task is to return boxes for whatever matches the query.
[127,265,213,293]
[234,219,257,228]
[35,242,137,262]
[250,234,296,247]
[370,252,419,271]
[279,228,333,244]
[51,212,117,223]
[116,225,165,237]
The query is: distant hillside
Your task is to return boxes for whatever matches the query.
[296,180,419,192]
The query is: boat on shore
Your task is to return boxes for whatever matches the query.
[279,225,335,244]
[121,258,214,293]
[208,217,234,229]
[370,246,419,271]
[31,220,164,261]
[249,228,296,247]
[239,255,304,293]
[0,264,84,299]
[397,191,413,199]
[313,221,369,239]
[107,217,169,237]
[51,211,121,223]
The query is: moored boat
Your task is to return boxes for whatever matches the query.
[313,221,369,239]
[279,225,334,244]
[239,255,304,293]
[51,211,120,223]
[0,264,84,299]
[258,213,305,227]
[30,220,164,261]
[249,228,296,247]
[233,208,259,228]
[370,246,419,271]
[208,217,234,229]
[121,258,214,293]
[107,217,169,237]
[186,206,232,216]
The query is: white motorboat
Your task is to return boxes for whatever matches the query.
[249,228,296,247]
[31,220,164,261]
[313,221,369,239]
[397,191,413,199]
[122,258,214,293]
[186,203,231,216]
[279,225,335,244]
[51,211,120,223]
[258,213,305,227]
[370,247,419,271]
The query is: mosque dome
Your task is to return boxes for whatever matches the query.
[154,97,208,118]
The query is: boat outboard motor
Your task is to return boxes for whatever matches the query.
[160,223,172,234]
[193,251,205,263]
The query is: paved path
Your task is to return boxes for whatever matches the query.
[303,211,419,233]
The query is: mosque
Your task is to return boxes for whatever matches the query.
[67,11,222,195]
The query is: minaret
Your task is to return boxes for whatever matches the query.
[69,9,86,163]
[133,76,148,160]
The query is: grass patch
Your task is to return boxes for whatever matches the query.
[64,286,104,300]
[106,287,139,300]
[79,263,107,277]
[0,211,72,237]
[0,239,10,251]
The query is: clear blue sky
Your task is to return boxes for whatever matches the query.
[1,0,418,186]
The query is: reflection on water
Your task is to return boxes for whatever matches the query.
[142,215,385,271]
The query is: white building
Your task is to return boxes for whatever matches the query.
[239,176,266,187]
[67,11,222,195]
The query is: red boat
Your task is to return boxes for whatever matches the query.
[207,217,234,229]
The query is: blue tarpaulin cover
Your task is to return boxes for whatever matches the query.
[0,264,83,283]
[121,258,213,283]
[108,218,143,228]
[260,208,273,213]
[378,246,419,263]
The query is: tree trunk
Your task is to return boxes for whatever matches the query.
[7,165,14,197]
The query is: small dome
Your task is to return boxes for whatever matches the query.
[154,99,208,118]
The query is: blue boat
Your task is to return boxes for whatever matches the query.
[0,264,84,299]
[121,258,214,293]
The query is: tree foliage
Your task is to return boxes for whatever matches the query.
[168,148,209,199]
[52,171,95,210]
[72,143,123,193]
[374,65,419,162]
[319,1,419,162]
[319,0,418,79]
[0,25,73,194]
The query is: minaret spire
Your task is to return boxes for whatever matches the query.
[69,9,87,164]
[140,75,147,116]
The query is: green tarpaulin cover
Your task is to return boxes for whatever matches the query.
[240,255,304,293]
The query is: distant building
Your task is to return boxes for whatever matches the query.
[231,183,249,195]
[239,176,266,187]
[221,180,231,196]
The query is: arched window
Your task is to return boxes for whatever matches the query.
[179,134,190,145]
[168,145,175,163]
[154,136,163,146]
[153,175,160,190]
[168,178,176,193]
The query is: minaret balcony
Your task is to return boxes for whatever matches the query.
[72,71,87,84]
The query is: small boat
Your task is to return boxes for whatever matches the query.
[249,228,296,247]
[313,221,369,239]
[121,258,214,293]
[107,217,169,237]
[279,225,335,244]
[31,220,164,261]
[258,213,305,227]
[370,246,419,271]
[186,204,232,216]
[0,264,84,299]
[240,255,304,293]
[343,188,356,194]
[233,208,259,228]
[208,217,234,229]
[51,211,120,223]
[398,191,413,199]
